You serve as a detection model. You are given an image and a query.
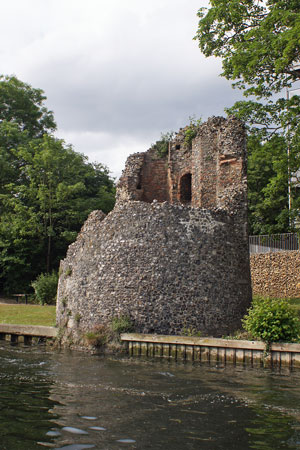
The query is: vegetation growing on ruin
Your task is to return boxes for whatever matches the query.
[64,267,72,277]
[84,325,109,347]
[152,131,175,158]
[84,315,134,348]
[182,326,202,337]
[184,116,202,149]
[111,315,134,335]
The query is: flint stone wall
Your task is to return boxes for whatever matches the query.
[57,202,251,337]
[117,116,247,215]
[56,116,252,341]
[250,251,300,299]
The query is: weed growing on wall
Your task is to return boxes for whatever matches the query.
[61,297,67,308]
[184,116,202,149]
[75,312,81,323]
[242,297,300,344]
[111,315,134,335]
[64,267,72,277]
[152,131,175,158]
[84,316,134,348]
[84,324,109,347]
[182,326,202,337]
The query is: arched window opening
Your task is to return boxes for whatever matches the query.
[180,173,192,203]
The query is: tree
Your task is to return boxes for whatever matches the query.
[195,1,300,232]
[195,0,300,98]
[0,76,115,294]
[0,75,57,198]
[0,134,115,293]
[0,75,56,137]
[247,135,290,234]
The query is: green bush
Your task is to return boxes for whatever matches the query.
[31,271,58,305]
[242,297,300,344]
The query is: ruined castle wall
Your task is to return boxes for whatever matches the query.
[56,116,251,344]
[192,117,247,211]
[140,148,170,203]
[116,153,145,202]
[117,117,247,213]
[192,126,218,208]
[168,129,193,204]
[57,202,252,338]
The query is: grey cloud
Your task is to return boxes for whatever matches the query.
[1,0,242,176]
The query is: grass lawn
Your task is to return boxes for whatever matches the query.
[253,295,300,316]
[287,298,300,315]
[0,304,56,326]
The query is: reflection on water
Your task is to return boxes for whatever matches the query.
[1,341,300,449]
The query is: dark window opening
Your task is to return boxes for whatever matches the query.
[180,173,192,203]
[175,144,181,150]
[136,170,142,190]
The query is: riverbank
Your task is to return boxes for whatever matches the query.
[121,333,300,369]
[0,323,57,344]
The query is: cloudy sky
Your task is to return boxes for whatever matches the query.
[1,0,243,178]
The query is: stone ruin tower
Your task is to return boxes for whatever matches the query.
[56,116,252,340]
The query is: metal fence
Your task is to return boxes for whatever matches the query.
[249,233,300,254]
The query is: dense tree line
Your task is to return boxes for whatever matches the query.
[195,0,300,234]
[0,75,115,294]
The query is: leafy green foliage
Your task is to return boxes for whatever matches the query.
[181,326,201,337]
[0,75,56,137]
[31,271,58,305]
[152,131,175,158]
[247,135,290,234]
[195,1,300,98]
[184,116,202,149]
[84,316,134,348]
[195,2,300,231]
[242,297,300,344]
[0,75,116,294]
[0,135,115,293]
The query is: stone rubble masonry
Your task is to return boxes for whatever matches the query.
[250,251,300,299]
[56,116,252,342]
[117,116,247,214]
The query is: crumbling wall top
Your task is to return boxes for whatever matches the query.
[116,116,247,214]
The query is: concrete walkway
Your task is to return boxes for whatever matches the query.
[0,323,57,338]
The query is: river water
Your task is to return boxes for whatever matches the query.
[1,341,300,450]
